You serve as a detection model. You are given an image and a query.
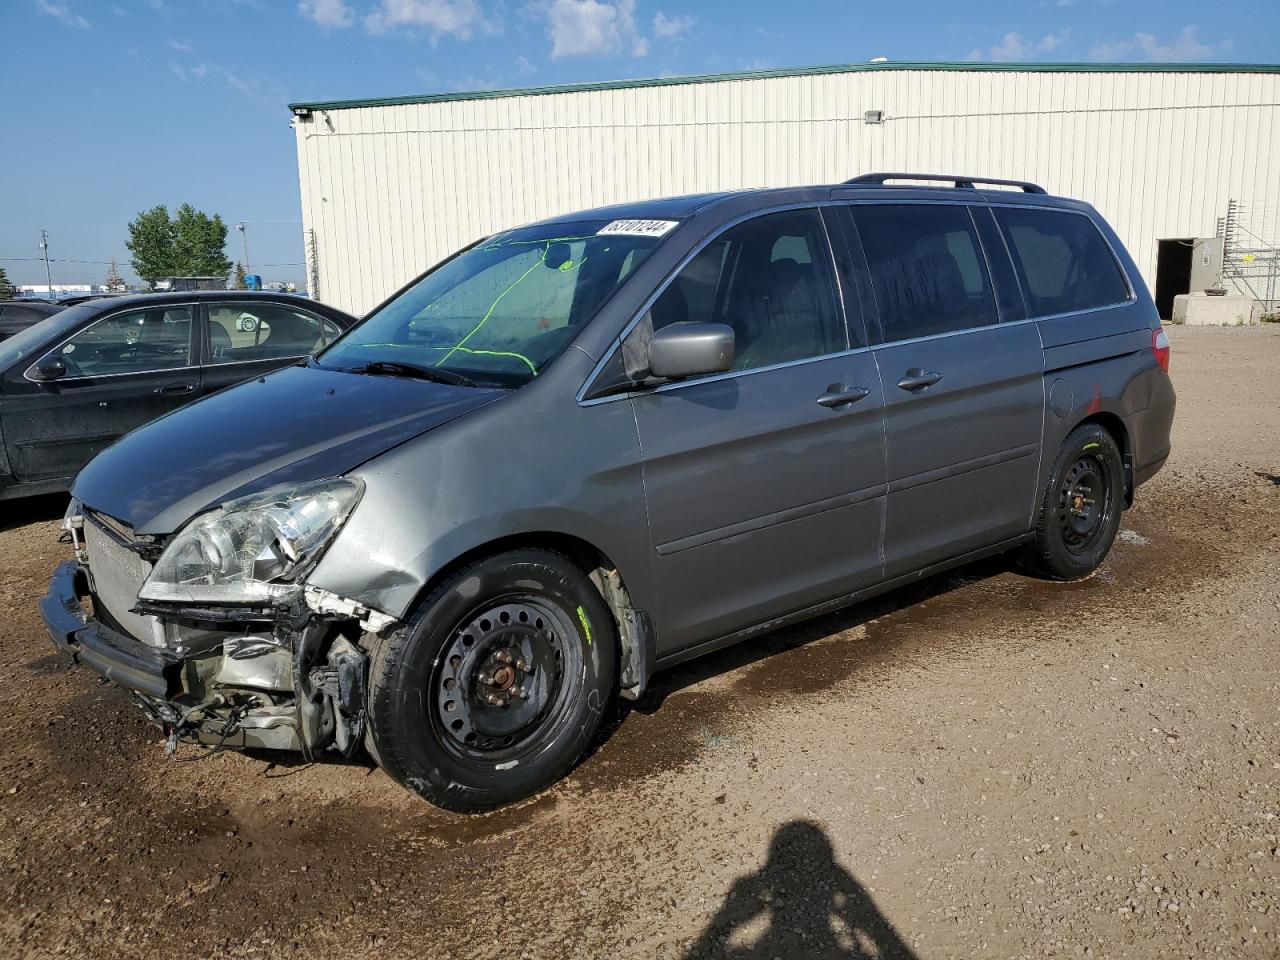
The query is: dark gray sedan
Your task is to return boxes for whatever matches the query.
[0,291,354,499]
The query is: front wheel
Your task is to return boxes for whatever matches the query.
[1022,423,1125,581]
[366,549,616,812]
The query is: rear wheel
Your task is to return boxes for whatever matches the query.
[1022,424,1124,580]
[367,549,615,811]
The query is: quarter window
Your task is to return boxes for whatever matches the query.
[206,302,334,365]
[646,209,846,373]
[50,306,193,377]
[994,207,1130,317]
[853,204,997,342]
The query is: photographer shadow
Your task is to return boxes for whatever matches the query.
[683,820,918,960]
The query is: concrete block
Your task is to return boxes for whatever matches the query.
[1172,292,1262,326]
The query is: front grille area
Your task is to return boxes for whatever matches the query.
[83,513,160,645]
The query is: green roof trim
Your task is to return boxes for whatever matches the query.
[289,59,1280,113]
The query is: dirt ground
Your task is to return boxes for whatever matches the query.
[1,325,1277,960]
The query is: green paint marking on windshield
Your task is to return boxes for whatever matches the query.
[1082,442,1100,450]
[576,605,593,645]
[481,234,596,251]
[443,345,538,374]
[436,245,548,370]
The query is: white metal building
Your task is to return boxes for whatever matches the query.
[290,61,1280,318]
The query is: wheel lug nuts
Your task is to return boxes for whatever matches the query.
[515,659,530,673]
[511,686,527,700]
[484,693,505,706]
[495,650,512,665]
[479,672,494,685]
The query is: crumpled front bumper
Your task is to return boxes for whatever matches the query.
[40,559,182,700]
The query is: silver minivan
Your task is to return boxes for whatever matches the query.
[42,174,1175,810]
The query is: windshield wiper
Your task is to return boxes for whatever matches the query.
[343,360,477,388]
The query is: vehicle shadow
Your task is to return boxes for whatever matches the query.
[629,551,1014,716]
[0,492,68,533]
[682,819,918,960]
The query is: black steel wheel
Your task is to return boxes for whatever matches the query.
[367,549,615,811]
[431,598,581,759]
[1023,423,1124,580]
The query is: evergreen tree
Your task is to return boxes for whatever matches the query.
[233,261,247,290]
[0,266,13,299]
[104,260,126,293]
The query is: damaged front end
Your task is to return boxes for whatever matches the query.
[41,480,397,761]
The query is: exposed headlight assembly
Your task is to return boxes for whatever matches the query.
[138,478,363,605]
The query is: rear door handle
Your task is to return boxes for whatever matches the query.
[816,384,871,408]
[156,381,197,396]
[897,368,943,391]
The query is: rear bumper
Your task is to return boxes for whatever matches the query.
[1133,450,1169,489]
[40,560,181,699]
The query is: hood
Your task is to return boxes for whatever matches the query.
[72,363,504,534]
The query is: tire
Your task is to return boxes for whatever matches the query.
[1022,423,1125,581]
[366,549,616,812]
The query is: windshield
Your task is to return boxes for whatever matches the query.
[0,304,97,370]
[317,218,672,388]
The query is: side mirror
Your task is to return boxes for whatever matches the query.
[648,322,735,381]
[30,355,69,382]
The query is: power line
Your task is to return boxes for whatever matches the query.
[0,258,305,267]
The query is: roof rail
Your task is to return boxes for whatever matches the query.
[844,172,1047,194]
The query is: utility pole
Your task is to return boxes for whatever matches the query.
[39,229,53,300]
[236,222,250,273]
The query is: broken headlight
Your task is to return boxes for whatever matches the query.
[138,478,363,605]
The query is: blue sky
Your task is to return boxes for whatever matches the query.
[1,0,1271,288]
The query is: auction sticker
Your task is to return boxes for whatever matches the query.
[597,219,679,237]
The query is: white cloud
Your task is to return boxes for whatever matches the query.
[169,60,208,82]
[544,0,647,59]
[364,0,490,39]
[653,10,694,38]
[514,54,537,75]
[299,0,354,28]
[1089,25,1228,62]
[968,28,1070,61]
[35,0,90,29]
[167,37,192,51]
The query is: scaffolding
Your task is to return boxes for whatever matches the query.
[1220,200,1280,314]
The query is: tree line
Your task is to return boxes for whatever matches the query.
[1,205,243,297]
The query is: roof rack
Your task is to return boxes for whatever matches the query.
[844,172,1047,194]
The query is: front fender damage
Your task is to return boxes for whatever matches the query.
[127,585,397,760]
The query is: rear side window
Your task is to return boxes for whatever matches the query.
[647,208,846,373]
[994,207,1130,317]
[851,204,997,341]
[206,302,334,365]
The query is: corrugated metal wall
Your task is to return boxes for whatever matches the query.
[294,67,1280,316]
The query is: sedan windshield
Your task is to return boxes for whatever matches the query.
[317,219,671,388]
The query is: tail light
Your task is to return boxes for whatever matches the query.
[1152,326,1170,373]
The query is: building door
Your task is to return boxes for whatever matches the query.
[1154,238,1194,320]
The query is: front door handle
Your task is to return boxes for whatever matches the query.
[816,384,871,408]
[156,382,197,396]
[897,368,943,391]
